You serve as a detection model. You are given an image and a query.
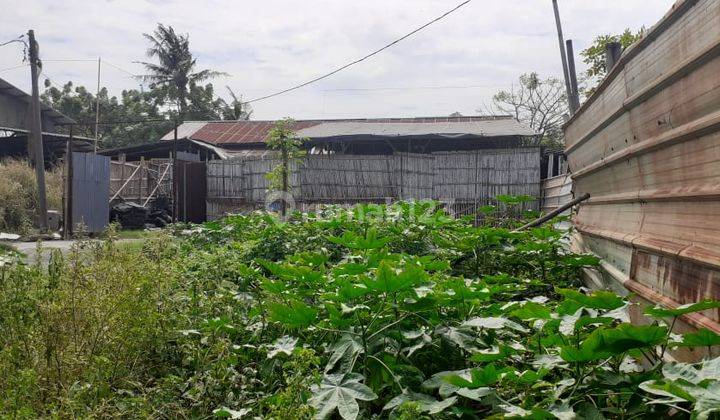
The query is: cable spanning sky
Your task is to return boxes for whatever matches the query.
[0,0,674,120]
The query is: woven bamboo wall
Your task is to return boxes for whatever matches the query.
[206,147,541,219]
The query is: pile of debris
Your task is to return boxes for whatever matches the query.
[110,196,172,230]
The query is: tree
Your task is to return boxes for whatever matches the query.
[41,80,173,149]
[138,24,224,119]
[484,73,567,149]
[266,118,306,216]
[221,86,253,121]
[580,28,644,97]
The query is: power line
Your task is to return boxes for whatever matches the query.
[245,0,472,104]
[0,34,26,48]
[0,63,28,73]
[104,60,141,77]
[322,83,508,93]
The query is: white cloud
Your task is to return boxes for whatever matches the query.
[0,0,674,120]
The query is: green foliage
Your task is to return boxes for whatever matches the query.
[580,28,645,97]
[0,199,718,419]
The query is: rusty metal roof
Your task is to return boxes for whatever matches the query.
[161,116,533,146]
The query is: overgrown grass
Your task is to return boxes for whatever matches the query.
[0,201,718,419]
[0,159,63,233]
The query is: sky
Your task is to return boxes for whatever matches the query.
[0,0,675,120]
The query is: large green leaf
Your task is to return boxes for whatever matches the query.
[561,324,668,362]
[267,335,298,359]
[383,392,457,415]
[644,300,720,318]
[267,299,317,328]
[445,363,501,388]
[510,301,552,320]
[462,316,528,332]
[677,328,720,348]
[363,261,426,293]
[557,289,625,312]
[325,334,363,373]
[309,373,377,420]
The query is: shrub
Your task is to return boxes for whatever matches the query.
[0,159,62,233]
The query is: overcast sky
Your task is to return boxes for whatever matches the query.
[0,0,675,120]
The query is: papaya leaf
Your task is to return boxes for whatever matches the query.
[325,334,363,373]
[309,373,377,420]
[561,324,667,362]
[645,300,720,318]
[677,328,720,348]
[267,335,298,359]
[268,300,317,328]
[558,289,625,311]
[510,301,552,320]
[462,316,528,332]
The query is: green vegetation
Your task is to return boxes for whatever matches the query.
[0,200,718,419]
[0,159,63,233]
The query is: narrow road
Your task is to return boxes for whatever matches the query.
[1,239,144,266]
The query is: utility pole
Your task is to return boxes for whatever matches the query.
[28,29,48,231]
[94,57,101,153]
[566,39,581,111]
[552,0,577,114]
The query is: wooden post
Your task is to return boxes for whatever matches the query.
[63,125,74,239]
[28,29,48,231]
[139,156,145,204]
[119,153,126,200]
[566,39,581,111]
[172,121,178,222]
[552,0,576,114]
[94,57,101,154]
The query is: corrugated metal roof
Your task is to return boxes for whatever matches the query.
[296,119,536,139]
[162,116,535,146]
[159,121,208,141]
[0,77,75,126]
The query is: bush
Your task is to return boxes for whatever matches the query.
[0,159,62,233]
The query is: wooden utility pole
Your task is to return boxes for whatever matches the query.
[28,29,48,231]
[566,39,581,111]
[94,57,101,153]
[172,121,178,222]
[63,125,74,239]
[552,0,577,114]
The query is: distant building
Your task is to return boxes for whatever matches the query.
[0,77,93,162]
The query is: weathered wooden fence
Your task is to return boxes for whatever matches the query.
[565,0,720,344]
[110,158,172,205]
[207,148,541,219]
[541,174,572,214]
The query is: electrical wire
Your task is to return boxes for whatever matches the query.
[244,0,472,104]
[0,63,28,73]
[104,60,141,77]
[0,34,26,48]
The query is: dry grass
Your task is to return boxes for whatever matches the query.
[0,159,63,233]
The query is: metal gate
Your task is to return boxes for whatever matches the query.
[71,152,110,233]
[175,160,207,223]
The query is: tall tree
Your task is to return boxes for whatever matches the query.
[484,73,568,149]
[138,24,224,119]
[41,80,173,149]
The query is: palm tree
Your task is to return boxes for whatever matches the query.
[221,86,253,120]
[138,24,224,118]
